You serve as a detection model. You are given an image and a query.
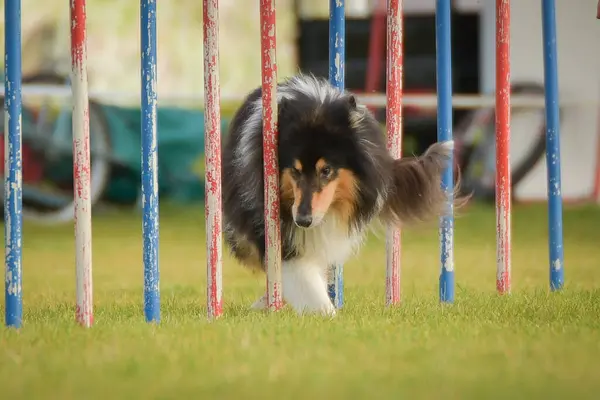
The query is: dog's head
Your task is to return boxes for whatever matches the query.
[277,93,368,229]
[281,154,358,229]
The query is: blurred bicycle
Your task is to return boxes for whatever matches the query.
[0,72,113,224]
[452,83,560,202]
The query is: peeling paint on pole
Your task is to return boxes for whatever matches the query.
[327,0,345,309]
[4,0,23,329]
[385,0,403,307]
[141,0,160,322]
[495,0,512,295]
[260,0,283,312]
[541,0,564,292]
[71,0,93,328]
[203,0,223,320]
[435,0,455,303]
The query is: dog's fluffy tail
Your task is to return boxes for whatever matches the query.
[381,140,466,227]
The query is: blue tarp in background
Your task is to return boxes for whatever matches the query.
[99,104,230,204]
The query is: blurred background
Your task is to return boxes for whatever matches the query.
[0,0,599,226]
[2,4,600,396]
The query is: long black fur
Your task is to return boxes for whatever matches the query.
[221,74,462,270]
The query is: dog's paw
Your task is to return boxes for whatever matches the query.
[290,301,337,318]
[321,303,337,318]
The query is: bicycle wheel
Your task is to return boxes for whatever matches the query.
[454,83,556,201]
[0,72,113,224]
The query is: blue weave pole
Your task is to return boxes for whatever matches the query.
[541,0,564,291]
[327,0,345,309]
[435,0,455,303]
[141,0,160,322]
[4,0,23,329]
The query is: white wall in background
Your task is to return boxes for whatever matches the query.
[298,0,481,18]
[401,0,481,14]
[479,0,600,202]
[297,0,600,202]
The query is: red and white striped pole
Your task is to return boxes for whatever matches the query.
[386,0,403,306]
[203,0,223,320]
[70,0,93,327]
[260,0,283,311]
[495,0,511,294]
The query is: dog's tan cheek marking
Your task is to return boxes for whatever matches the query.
[332,168,358,224]
[281,169,304,212]
[293,185,302,209]
[315,158,327,171]
[311,180,338,214]
[293,159,303,172]
[280,169,296,208]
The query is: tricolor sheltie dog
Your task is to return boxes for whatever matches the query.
[222,74,458,316]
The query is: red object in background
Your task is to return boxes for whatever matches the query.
[365,0,386,114]
[0,134,45,183]
[365,3,436,119]
[402,89,438,117]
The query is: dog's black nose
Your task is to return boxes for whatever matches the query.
[295,215,313,228]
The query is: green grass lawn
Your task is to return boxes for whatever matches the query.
[1,202,600,399]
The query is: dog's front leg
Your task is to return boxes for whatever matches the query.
[251,259,336,317]
[282,259,336,316]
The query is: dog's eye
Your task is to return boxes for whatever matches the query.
[320,166,332,178]
[291,168,301,178]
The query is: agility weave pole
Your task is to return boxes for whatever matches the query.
[328,0,405,309]
[203,0,285,315]
[493,0,565,294]
[3,0,97,328]
[327,0,346,309]
[4,0,24,328]
[260,0,284,311]
[141,0,161,323]
[71,0,94,328]
[386,0,403,307]
[3,0,568,329]
[204,0,224,320]
[541,0,564,291]
[435,0,455,302]
[496,0,512,294]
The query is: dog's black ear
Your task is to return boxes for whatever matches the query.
[277,96,298,130]
[278,96,292,119]
[347,94,357,110]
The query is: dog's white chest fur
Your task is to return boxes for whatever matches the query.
[252,216,364,316]
[290,216,363,267]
